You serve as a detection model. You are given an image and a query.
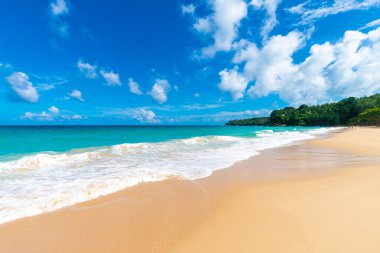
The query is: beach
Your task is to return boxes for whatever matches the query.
[1,127,380,252]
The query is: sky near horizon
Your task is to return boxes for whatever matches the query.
[0,0,380,125]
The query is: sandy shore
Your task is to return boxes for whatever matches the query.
[0,127,379,252]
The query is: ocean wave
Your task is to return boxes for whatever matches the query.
[0,127,341,224]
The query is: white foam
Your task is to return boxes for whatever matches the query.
[0,127,340,224]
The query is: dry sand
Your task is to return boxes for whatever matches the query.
[0,127,379,253]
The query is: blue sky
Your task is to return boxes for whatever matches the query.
[0,0,380,125]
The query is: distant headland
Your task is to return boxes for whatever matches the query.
[226,94,380,127]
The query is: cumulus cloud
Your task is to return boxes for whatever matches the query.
[148,79,170,104]
[68,89,85,102]
[231,27,380,105]
[128,78,143,95]
[6,72,39,103]
[218,67,249,100]
[195,0,248,58]
[49,0,70,37]
[100,70,122,86]
[49,106,60,114]
[250,0,281,41]
[22,106,82,121]
[77,60,97,79]
[133,109,160,123]
[287,0,380,25]
[22,111,52,121]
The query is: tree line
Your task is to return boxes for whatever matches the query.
[226,94,380,126]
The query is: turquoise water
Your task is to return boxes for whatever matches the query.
[0,125,335,224]
[0,125,320,160]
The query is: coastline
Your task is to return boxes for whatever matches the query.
[1,127,379,252]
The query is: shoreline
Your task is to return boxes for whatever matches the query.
[0,126,339,225]
[1,127,379,252]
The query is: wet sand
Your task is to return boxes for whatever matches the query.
[0,127,379,252]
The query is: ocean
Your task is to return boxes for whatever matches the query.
[0,125,338,224]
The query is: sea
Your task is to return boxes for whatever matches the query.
[0,125,340,224]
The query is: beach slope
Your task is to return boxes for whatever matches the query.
[0,128,379,253]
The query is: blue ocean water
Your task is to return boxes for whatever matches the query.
[0,125,337,224]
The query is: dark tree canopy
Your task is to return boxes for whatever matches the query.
[226,94,380,126]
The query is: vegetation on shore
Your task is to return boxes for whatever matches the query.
[226,94,380,126]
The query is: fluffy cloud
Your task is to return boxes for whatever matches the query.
[49,0,70,37]
[22,106,82,121]
[195,0,248,57]
[77,60,97,79]
[100,70,122,86]
[22,111,52,121]
[50,0,69,15]
[287,0,380,25]
[49,106,60,114]
[218,67,249,100]
[133,109,160,123]
[148,79,170,104]
[68,89,85,102]
[128,78,143,95]
[6,72,39,103]
[229,27,380,105]
[250,0,281,41]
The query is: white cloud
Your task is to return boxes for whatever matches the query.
[6,72,39,103]
[50,0,69,16]
[194,18,212,33]
[287,0,380,25]
[100,70,122,86]
[285,1,309,14]
[49,0,70,37]
[22,106,82,121]
[133,109,160,123]
[128,78,143,95]
[195,0,248,58]
[218,67,249,101]
[77,60,97,79]
[68,89,85,102]
[148,79,170,104]
[360,19,380,30]
[194,92,200,97]
[22,111,52,121]
[72,115,82,120]
[22,106,59,121]
[181,4,196,15]
[49,106,60,114]
[250,0,282,41]
[232,27,380,105]
[235,31,304,99]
